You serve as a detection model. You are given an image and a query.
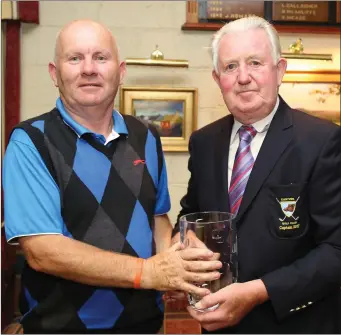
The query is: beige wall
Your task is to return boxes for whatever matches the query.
[1,1,14,20]
[20,1,340,223]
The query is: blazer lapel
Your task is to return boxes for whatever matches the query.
[214,115,234,212]
[235,98,294,223]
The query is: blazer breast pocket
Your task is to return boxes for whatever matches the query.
[266,182,308,239]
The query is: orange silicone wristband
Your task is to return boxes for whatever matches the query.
[133,258,145,289]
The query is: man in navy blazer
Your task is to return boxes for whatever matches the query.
[173,16,341,333]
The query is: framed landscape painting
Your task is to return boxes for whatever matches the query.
[281,70,340,125]
[120,86,197,151]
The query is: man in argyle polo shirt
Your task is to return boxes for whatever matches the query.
[3,20,222,334]
[173,16,341,334]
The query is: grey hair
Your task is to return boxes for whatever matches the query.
[211,16,281,73]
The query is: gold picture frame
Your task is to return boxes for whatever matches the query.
[283,70,340,83]
[120,86,198,152]
[281,70,340,125]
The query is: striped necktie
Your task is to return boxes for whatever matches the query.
[229,125,257,215]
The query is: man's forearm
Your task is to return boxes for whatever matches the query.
[154,214,172,253]
[20,235,154,289]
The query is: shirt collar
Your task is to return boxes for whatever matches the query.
[231,96,279,142]
[56,97,128,137]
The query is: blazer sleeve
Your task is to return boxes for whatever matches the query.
[172,135,200,236]
[261,125,341,321]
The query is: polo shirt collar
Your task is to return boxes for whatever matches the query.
[56,97,128,137]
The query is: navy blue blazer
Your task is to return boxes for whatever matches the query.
[175,96,341,333]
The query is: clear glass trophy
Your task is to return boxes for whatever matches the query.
[179,211,237,312]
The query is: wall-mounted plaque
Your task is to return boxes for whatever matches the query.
[207,1,264,20]
[183,1,340,34]
[272,1,329,23]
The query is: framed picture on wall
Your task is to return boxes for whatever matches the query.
[281,70,340,125]
[119,86,198,151]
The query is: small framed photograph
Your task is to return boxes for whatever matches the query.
[120,86,198,151]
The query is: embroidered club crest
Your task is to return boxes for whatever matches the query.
[276,197,300,222]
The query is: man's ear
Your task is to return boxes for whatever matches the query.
[276,58,287,87]
[48,62,59,87]
[118,61,126,85]
[212,69,220,87]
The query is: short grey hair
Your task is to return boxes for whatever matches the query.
[211,16,281,73]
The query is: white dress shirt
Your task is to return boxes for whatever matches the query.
[228,97,280,189]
